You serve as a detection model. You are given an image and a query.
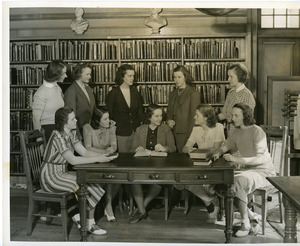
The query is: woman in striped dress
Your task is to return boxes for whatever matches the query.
[40,107,117,235]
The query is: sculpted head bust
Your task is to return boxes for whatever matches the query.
[70,8,89,35]
[145,8,168,35]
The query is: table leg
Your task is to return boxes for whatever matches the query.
[224,184,234,243]
[78,182,88,241]
[283,197,297,243]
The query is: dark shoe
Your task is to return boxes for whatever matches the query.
[129,211,148,224]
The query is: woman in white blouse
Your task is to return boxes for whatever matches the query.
[177,104,225,223]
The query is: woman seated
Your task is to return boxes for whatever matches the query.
[83,106,120,222]
[176,104,225,223]
[213,103,275,237]
[129,104,176,223]
[40,107,117,235]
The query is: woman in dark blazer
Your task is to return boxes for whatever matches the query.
[167,65,201,152]
[129,104,176,224]
[64,63,95,137]
[106,64,144,152]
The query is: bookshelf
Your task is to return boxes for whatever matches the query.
[9,34,248,183]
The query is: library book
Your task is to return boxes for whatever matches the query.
[134,150,168,157]
[189,148,211,159]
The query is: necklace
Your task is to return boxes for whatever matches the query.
[177,88,184,96]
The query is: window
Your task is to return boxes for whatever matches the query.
[261,9,300,28]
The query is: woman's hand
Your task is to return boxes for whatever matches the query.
[187,147,196,154]
[105,147,115,154]
[155,144,166,152]
[167,120,176,129]
[135,146,145,152]
[109,120,116,127]
[223,153,236,162]
[96,154,117,163]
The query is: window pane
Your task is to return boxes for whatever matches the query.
[261,16,274,28]
[287,16,299,27]
[274,16,286,27]
[275,9,286,14]
[287,9,299,15]
[261,9,273,15]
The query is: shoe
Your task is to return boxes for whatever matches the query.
[249,212,262,224]
[72,214,81,229]
[251,222,261,236]
[207,205,220,224]
[235,223,251,237]
[129,211,148,224]
[104,209,116,222]
[88,224,107,235]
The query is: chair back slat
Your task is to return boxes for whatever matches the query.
[260,125,288,176]
[19,130,46,193]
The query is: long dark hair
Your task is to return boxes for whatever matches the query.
[55,107,73,132]
[173,65,193,86]
[115,64,135,86]
[233,103,255,126]
[90,106,109,129]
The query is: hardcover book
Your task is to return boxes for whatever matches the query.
[193,159,212,166]
[189,149,210,159]
[134,150,168,157]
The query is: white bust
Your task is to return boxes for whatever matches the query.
[145,8,168,35]
[70,8,89,35]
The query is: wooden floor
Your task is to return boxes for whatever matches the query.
[9,190,286,244]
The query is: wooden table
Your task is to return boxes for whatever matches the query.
[267,176,300,243]
[74,153,235,243]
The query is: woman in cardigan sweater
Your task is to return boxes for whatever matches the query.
[129,104,176,223]
[167,65,201,152]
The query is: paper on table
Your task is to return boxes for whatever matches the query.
[134,149,168,157]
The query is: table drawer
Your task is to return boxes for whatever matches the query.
[86,172,128,182]
[132,172,176,182]
[180,171,224,183]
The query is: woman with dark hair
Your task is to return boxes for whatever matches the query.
[64,63,95,136]
[82,106,120,222]
[218,63,256,136]
[167,65,200,152]
[129,104,176,223]
[106,64,144,152]
[40,107,117,235]
[176,104,225,223]
[213,103,275,237]
[32,60,67,141]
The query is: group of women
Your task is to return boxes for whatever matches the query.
[32,60,274,238]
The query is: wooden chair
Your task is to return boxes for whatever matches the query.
[19,129,75,241]
[248,125,288,235]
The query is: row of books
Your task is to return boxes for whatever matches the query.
[88,63,118,83]
[10,88,36,109]
[10,133,20,152]
[120,39,182,60]
[136,84,176,105]
[185,62,233,81]
[10,66,45,85]
[10,42,57,62]
[59,40,118,60]
[10,154,24,173]
[195,84,228,104]
[10,112,34,131]
[184,38,240,59]
[92,85,113,105]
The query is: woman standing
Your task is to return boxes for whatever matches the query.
[167,65,200,152]
[83,106,120,222]
[106,64,144,152]
[40,107,117,235]
[218,63,255,136]
[64,63,95,137]
[32,60,67,141]
[129,104,176,223]
[213,103,275,237]
[176,104,225,223]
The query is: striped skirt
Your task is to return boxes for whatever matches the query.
[40,162,105,210]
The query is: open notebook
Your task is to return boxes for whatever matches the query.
[134,150,168,157]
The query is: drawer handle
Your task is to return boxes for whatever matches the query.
[102,174,115,179]
[196,174,208,180]
[148,174,159,180]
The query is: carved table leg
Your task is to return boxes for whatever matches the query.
[78,182,88,241]
[283,197,297,243]
[224,184,234,243]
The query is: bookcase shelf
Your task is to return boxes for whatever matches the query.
[9,33,249,178]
